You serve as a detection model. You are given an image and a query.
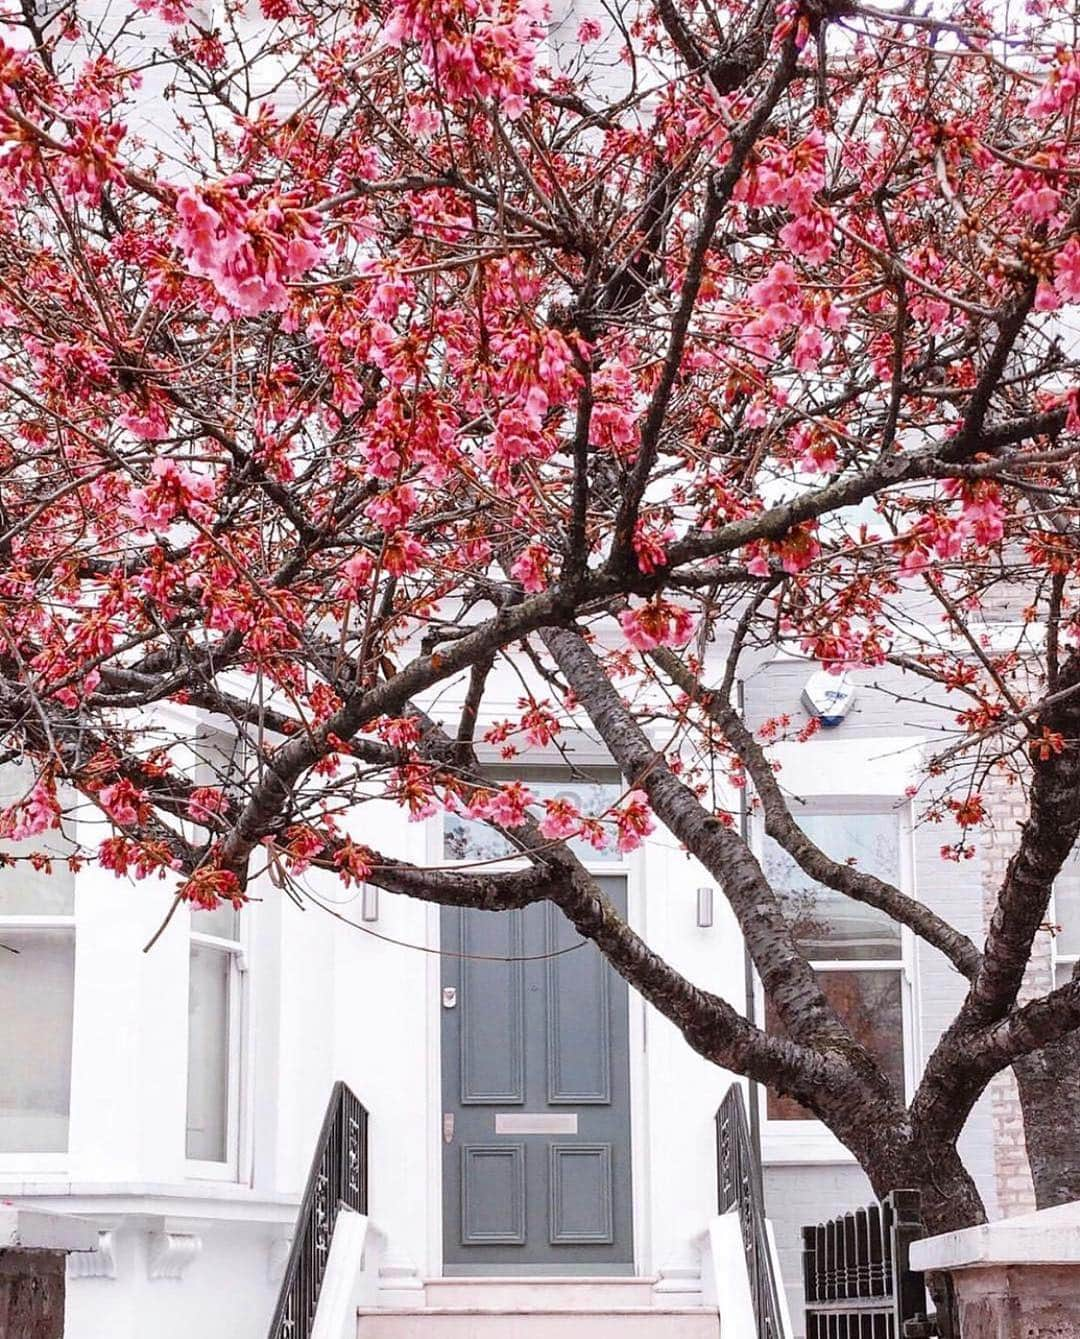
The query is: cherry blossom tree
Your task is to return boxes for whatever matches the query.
[1,0,1079,1253]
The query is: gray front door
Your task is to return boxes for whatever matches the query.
[441,877,634,1273]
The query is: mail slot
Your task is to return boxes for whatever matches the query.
[494,1113,578,1135]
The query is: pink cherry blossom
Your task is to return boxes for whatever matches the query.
[99,780,144,827]
[1055,237,1080,303]
[510,541,552,593]
[539,797,581,840]
[339,551,375,599]
[486,781,537,828]
[4,778,60,840]
[614,790,654,853]
[127,457,216,531]
[619,600,696,650]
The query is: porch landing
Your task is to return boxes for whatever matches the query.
[357,1276,720,1337]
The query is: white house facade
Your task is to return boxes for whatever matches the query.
[2,645,1064,1339]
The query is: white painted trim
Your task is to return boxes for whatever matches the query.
[0,1182,299,1225]
[184,913,247,1179]
[762,1138,858,1165]
[148,1229,203,1279]
[0,916,76,931]
[625,847,651,1278]
[310,1210,371,1339]
[67,1229,117,1279]
[911,1200,1080,1272]
[0,1204,98,1253]
[702,1213,753,1335]
[0,1154,70,1176]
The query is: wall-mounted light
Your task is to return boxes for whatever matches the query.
[696,886,714,928]
[361,883,379,923]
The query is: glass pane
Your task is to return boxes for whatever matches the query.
[192,901,240,940]
[0,763,75,915]
[444,781,623,864]
[1054,848,1080,956]
[186,943,231,1162]
[0,931,74,1151]
[1055,960,1077,992]
[766,969,905,1120]
[761,811,902,961]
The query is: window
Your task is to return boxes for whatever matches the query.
[443,776,624,865]
[186,899,244,1170]
[0,763,76,1155]
[1052,850,1080,990]
[757,806,912,1123]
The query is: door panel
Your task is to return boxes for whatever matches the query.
[441,877,633,1273]
[459,908,525,1104]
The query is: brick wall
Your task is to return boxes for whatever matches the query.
[981,771,1045,1219]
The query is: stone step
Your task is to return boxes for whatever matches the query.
[421,1276,659,1310]
[357,1307,721,1339]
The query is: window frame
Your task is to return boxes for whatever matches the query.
[183,725,252,1181]
[751,795,919,1163]
[1051,865,1080,991]
[184,908,247,1180]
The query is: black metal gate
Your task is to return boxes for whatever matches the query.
[802,1190,935,1339]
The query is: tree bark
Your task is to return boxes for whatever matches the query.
[1015,1033,1080,1208]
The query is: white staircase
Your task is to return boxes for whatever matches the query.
[356,1276,721,1337]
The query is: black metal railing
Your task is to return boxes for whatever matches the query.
[716,1084,786,1339]
[802,1189,936,1339]
[267,1081,369,1339]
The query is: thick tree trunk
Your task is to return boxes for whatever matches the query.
[1014,1034,1080,1208]
[855,1135,983,1339]
[852,1133,987,1236]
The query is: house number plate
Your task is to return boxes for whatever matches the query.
[495,1113,578,1135]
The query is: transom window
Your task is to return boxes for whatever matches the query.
[443,776,624,865]
[757,805,910,1122]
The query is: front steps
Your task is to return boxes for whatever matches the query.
[357,1277,720,1337]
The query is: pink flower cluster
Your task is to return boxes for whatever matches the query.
[338,550,375,600]
[736,130,833,264]
[632,521,675,575]
[898,482,1005,575]
[1028,50,1080,119]
[614,790,654,853]
[619,600,696,650]
[174,176,324,318]
[1054,237,1080,304]
[187,786,229,825]
[467,781,538,828]
[510,540,552,592]
[384,0,546,119]
[1,777,60,841]
[127,457,216,532]
[59,117,125,205]
[99,778,145,827]
[745,524,822,578]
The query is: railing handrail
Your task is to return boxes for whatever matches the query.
[716,1083,786,1339]
[267,1080,369,1339]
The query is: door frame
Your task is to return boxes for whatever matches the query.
[422,816,652,1279]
